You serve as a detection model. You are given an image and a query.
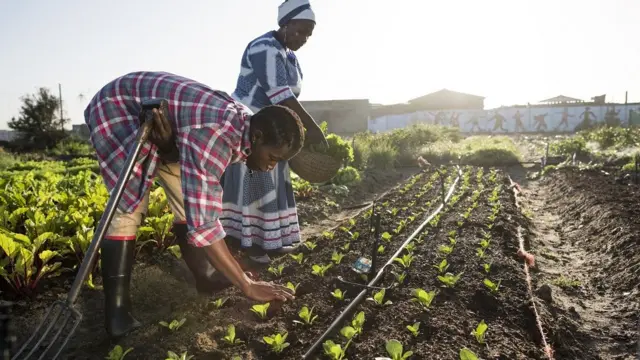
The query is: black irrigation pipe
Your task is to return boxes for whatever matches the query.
[301,165,463,359]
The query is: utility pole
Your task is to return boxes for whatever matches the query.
[59,83,64,132]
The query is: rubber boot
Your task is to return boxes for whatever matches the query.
[173,223,232,294]
[101,239,141,338]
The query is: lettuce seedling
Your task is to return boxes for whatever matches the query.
[210,297,228,310]
[293,306,318,325]
[438,272,463,288]
[222,324,244,345]
[393,254,414,269]
[351,231,360,240]
[411,288,437,311]
[331,288,346,301]
[105,345,133,360]
[263,332,290,354]
[434,259,449,274]
[404,242,416,254]
[250,303,270,320]
[381,232,392,242]
[323,340,347,360]
[406,322,420,337]
[341,242,351,252]
[392,271,406,285]
[165,351,193,360]
[312,263,333,277]
[289,252,304,264]
[483,278,501,294]
[267,264,285,277]
[438,244,453,256]
[351,311,365,334]
[286,282,299,295]
[303,241,317,250]
[471,320,488,344]
[459,347,479,360]
[159,318,186,331]
[483,263,491,274]
[367,288,392,306]
[382,339,413,360]
[340,326,357,340]
[377,245,385,254]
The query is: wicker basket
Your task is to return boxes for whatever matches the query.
[289,147,341,183]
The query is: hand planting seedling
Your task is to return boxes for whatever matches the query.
[483,278,501,294]
[165,350,193,360]
[221,324,244,346]
[438,272,463,288]
[411,288,437,311]
[331,288,346,301]
[471,320,488,344]
[263,332,290,354]
[250,303,270,320]
[159,318,186,331]
[293,305,318,325]
[406,322,420,337]
[312,263,333,277]
[267,264,285,277]
[367,288,392,306]
[105,345,133,360]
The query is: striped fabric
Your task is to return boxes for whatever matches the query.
[232,31,303,113]
[84,71,252,247]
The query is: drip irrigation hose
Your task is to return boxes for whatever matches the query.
[301,166,463,359]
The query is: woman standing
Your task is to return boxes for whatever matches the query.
[221,0,327,264]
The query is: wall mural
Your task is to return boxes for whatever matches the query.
[368,104,640,133]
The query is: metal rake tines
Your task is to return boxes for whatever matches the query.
[12,300,82,360]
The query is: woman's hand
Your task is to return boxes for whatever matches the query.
[242,279,295,302]
[306,124,329,149]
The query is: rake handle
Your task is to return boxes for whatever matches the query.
[66,117,154,305]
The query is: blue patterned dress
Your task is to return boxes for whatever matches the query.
[220,31,303,251]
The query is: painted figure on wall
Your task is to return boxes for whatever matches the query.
[513,110,526,132]
[578,107,597,129]
[555,107,573,131]
[449,112,460,128]
[604,105,621,126]
[533,113,548,131]
[466,112,482,132]
[489,110,507,132]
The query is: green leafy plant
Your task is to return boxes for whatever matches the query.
[331,288,346,301]
[459,347,478,360]
[437,272,463,288]
[210,296,229,309]
[392,271,406,285]
[351,311,365,335]
[159,318,186,331]
[381,339,413,360]
[105,345,133,360]
[411,288,437,310]
[263,332,290,354]
[367,288,392,306]
[267,264,285,277]
[250,303,270,320]
[221,324,244,345]
[289,252,305,264]
[434,259,449,274]
[312,263,333,277]
[381,232,392,242]
[285,281,300,295]
[165,351,193,360]
[293,305,318,325]
[471,320,488,344]
[303,241,317,251]
[332,251,345,265]
[483,278,501,294]
[406,322,420,337]
[393,254,414,269]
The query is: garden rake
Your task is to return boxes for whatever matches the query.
[11,99,170,360]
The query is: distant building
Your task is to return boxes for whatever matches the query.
[301,99,370,137]
[72,124,90,140]
[371,89,485,118]
[0,130,17,142]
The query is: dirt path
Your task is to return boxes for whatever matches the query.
[514,172,638,360]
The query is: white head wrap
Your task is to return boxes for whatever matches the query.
[278,0,315,27]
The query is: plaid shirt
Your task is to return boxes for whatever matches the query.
[84,71,252,247]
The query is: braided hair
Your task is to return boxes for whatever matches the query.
[250,105,305,155]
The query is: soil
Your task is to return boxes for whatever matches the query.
[6,165,639,360]
[515,168,639,360]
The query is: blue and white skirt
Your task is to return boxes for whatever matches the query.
[220,160,301,251]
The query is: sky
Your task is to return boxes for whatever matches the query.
[1,0,639,130]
